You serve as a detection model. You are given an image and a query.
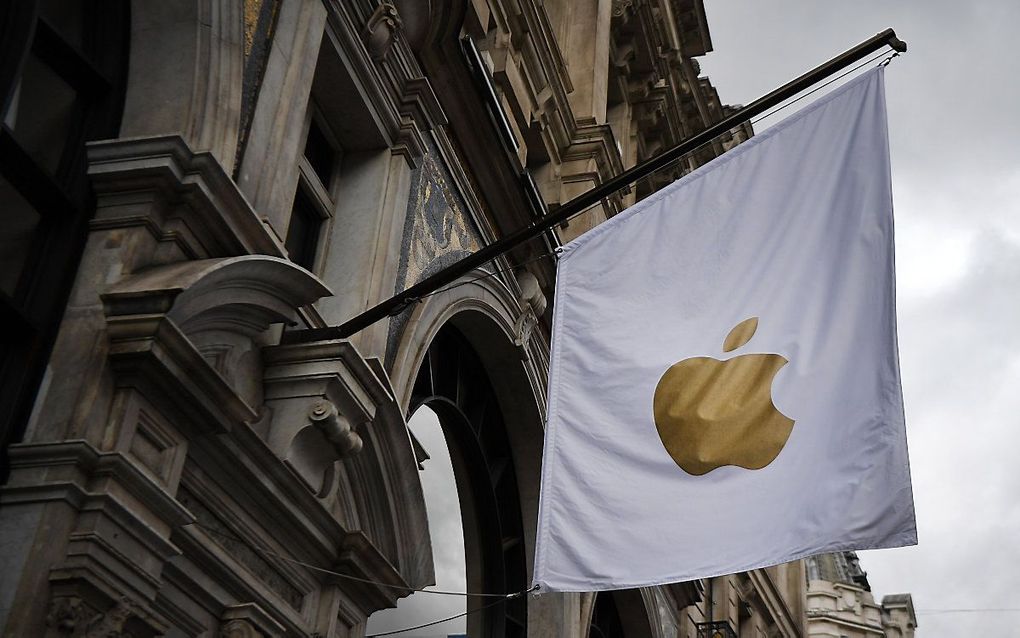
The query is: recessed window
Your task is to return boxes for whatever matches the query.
[303,117,335,188]
[285,186,323,271]
[284,108,340,275]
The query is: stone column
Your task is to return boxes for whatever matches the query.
[545,0,613,125]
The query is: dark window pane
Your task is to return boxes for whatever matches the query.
[0,175,42,297]
[285,186,321,271]
[303,119,334,188]
[4,53,78,175]
[39,0,86,51]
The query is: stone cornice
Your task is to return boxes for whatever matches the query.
[3,441,193,531]
[104,313,258,429]
[806,608,885,635]
[87,135,285,258]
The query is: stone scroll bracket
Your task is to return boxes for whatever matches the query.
[513,268,549,360]
[261,341,380,498]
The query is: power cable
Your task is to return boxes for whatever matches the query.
[365,596,510,637]
[915,608,1020,615]
[186,522,524,599]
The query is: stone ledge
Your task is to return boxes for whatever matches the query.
[87,135,286,259]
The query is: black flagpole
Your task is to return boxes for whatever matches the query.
[284,29,906,344]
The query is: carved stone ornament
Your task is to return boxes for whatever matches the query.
[310,400,364,458]
[262,341,383,497]
[46,596,137,638]
[513,269,548,356]
[219,602,285,638]
[220,618,264,638]
[363,3,403,61]
[612,0,634,17]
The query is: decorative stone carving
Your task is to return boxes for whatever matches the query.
[221,619,263,638]
[309,400,363,458]
[363,3,402,61]
[262,341,384,496]
[46,596,137,638]
[280,398,365,496]
[46,596,93,635]
[219,602,285,638]
[612,0,634,17]
[102,255,331,416]
[513,269,548,357]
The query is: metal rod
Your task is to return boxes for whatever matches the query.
[284,29,906,344]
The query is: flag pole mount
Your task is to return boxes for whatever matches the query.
[284,29,907,344]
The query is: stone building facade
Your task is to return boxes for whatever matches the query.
[0,1,804,637]
[805,553,917,638]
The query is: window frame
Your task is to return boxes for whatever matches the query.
[285,104,341,275]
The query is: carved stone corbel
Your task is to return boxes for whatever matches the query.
[46,595,138,638]
[363,3,402,61]
[219,602,285,638]
[262,341,388,497]
[309,400,363,458]
[513,269,548,358]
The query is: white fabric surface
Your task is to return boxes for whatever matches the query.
[533,68,917,592]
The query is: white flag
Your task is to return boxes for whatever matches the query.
[533,68,916,592]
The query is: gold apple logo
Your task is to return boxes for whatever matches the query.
[653,317,794,476]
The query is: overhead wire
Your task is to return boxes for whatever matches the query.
[915,608,1020,615]
[186,522,518,598]
[365,596,511,637]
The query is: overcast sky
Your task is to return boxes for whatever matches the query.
[368,2,1020,636]
[698,1,1020,635]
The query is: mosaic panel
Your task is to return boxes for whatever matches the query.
[386,139,485,366]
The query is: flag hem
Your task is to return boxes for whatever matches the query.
[534,527,918,593]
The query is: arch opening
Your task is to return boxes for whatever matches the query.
[370,323,529,636]
[365,404,468,635]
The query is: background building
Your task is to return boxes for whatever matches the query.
[806,552,917,638]
[0,1,898,637]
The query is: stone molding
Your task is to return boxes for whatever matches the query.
[87,135,286,260]
[219,602,286,638]
[3,440,189,636]
[331,531,413,615]
[362,3,402,61]
[103,255,331,415]
[327,2,448,170]
[748,569,803,638]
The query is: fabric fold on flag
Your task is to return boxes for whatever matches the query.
[533,67,916,593]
